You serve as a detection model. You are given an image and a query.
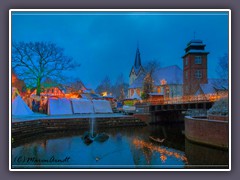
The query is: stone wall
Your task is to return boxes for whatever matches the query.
[184,116,229,149]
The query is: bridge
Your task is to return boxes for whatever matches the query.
[134,93,228,124]
[149,101,214,112]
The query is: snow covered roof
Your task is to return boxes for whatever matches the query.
[187,39,204,46]
[183,49,209,57]
[152,65,183,86]
[81,93,102,100]
[183,39,209,57]
[197,84,216,95]
[208,78,229,90]
[129,73,145,88]
[195,78,229,95]
[129,65,183,89]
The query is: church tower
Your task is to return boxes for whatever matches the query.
[129,47,144,85]
[182,39,209,96]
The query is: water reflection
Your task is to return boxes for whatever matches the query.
[185,139,229,169]
[132,138,187,168]
[12,124,228,169]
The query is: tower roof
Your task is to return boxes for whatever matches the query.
[134,47,142,68]
[132,47,143,75]
[182,39,209,58]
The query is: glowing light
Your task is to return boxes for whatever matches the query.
[102,91,108,96]
[143,92,229,105]
[161,79,167,85]
[132,138,188,164]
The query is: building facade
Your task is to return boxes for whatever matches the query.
[182,39,209,96]
[128,65,183,99]
[128,47,183,99]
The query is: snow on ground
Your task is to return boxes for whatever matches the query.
[12,113,130,123]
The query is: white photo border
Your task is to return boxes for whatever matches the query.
[9,9,231,172]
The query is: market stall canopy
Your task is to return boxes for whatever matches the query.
[12,95,34,116]
[48,98,73,115]
[71,98,94,114]
[92,100,113,113]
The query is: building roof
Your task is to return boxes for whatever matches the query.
[130,47,144,76]
[196,84,216,95]
[81,93,102,100]
[183,39,209,58]
[129,65,183,89]
[152,65,183,86]
[208,78,229,90]
[129,73,145,88]
[195,78,229,95]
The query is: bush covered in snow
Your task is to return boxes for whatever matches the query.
[207,97,229,116]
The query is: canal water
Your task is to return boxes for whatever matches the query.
[12,124,229,169]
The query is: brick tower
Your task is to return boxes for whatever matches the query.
[182,39,209,96]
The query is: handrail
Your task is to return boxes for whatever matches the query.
[138,93,228,106]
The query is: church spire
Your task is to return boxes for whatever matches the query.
[129,45,144,85]
[134,47,142,68]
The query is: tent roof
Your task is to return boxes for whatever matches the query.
[12,95,33,116]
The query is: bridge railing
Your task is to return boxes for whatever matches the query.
[144,92,228,105]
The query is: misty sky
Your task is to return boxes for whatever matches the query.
[11,11,229,89]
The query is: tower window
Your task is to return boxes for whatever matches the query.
[195,70,202,79]
[185,72,188,79]
[195,56,202,64]
[185,57,188,66]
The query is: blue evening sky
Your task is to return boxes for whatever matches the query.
[11,11,229,89]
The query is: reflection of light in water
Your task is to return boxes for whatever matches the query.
[132,138,188,164]
[92,148,126,162]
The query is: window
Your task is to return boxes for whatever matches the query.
[185,72,188,80]
[195,70,202,78]
[185,57,188,66]
[195,56,202,64]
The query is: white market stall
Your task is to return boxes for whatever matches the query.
[92,100,113,113]
[71,98,94,114]
[48,98,73,115]
[12,95,34,116]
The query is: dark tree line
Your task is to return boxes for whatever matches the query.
[95,74,129,100]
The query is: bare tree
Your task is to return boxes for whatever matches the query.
[216,54,229,88]
[143,59,161,76]
[141,59,161,99]
[12,41,80,95]
[112,73,129,100]
[95,76,112,95]
[216,53,229,80]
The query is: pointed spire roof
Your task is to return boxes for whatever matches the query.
[130,47,144,76]
[134,47,142,68]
